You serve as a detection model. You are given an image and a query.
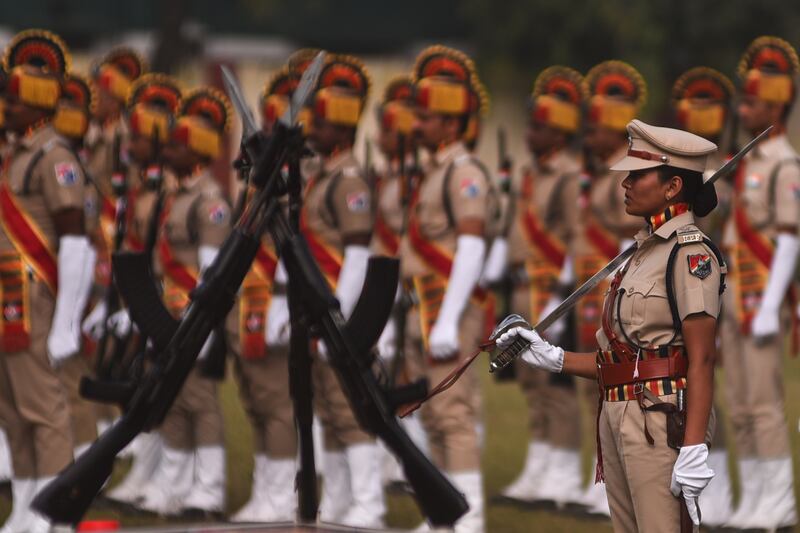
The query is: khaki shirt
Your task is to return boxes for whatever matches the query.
[301,149,372,255]
[506,148,581,265]
[370,161,404,257]
[400,141,493,279]
[596,211,722,349]
[722,133,800,247]
[156,168,231,277]
[0,124,85,254]
[85,118,129,199]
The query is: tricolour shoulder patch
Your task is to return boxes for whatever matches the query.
[688,253,712,279]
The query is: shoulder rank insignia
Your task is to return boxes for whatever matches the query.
[688,253,712,279]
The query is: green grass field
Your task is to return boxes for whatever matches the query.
[2,359,800,531]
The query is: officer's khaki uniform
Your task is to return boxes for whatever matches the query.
[596,210,720,533]
[400,141,493,472]
[506,150,581,448]
[302,149,373,450]
[371,164,403,258]
[156,169,230,451]
[720,133,800,459]
[0,124,83,477]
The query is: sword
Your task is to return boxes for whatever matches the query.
[488,125,773,373]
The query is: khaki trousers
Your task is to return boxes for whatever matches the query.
[312,357,372,451]
[160,366,224,450]
[57,354,98,447]
[0,279,73,477]
[511,282,581,449]
[405,303,483,472]
[720,289,791,458]
[233,347,297,458]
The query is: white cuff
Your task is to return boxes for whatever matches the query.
[436,234,486,327]
[761,233,800,312]
[48,235,96,364]
[198,245,220,274]
[480,238,508,286]
[335,245,370,318]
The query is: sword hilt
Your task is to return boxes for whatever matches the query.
[487,313,533,373]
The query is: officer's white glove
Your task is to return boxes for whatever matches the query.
[107,309,132,338]
[81,300,108,341]
[497,326,564,373]
[752,233,800,341]
[266,294,290,346]
[48,235,96,365]
[539,296,565,341]
[670,443,714,526]
[376,319,396,362]
[429,235,486,360]
[479,237,508,287]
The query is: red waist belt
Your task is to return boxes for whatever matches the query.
[598,351,688,388]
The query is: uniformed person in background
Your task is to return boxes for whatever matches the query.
[499,120,723,532]
[228,66,297,524]
[101,73,183,509]
[670,66,736,528]
[371,75,432,489]
[402,45,495,533]
[84,47,147,436]
[50,73,101,460]
[302,54,385,529]
[492,66,585,510]
[0,29,95,533]
[573,60,647,516]
[721,36,800,531]
[136,87,232,518]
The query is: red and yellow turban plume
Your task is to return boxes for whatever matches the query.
[738,36,798,104]
[584,60,647,132]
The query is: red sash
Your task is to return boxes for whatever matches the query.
[299,178,342,288]
[157,198,198,316]
[521,208,566,268]
[240,243,277,359]
[585,221,620,261]
[374,208,400,256]
[0,182,58,294]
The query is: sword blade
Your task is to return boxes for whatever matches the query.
[220,65,259,140]
[281,51,326,127]
[705,125,772,187]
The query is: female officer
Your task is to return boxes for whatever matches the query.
[498,119,723,532]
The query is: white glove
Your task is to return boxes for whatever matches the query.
[335,245,370,318]
[376,319,396,362]
[670,443,714,526]
[81,300,108,341]
[479,237,508,287]
[48,235,96,365]
[752,233,800,340]
[107,309,132,338]
[198,245,220,275]
[266,294,290,346]
[539,295,565,342]
[497,326,564,373]
[429,235,486,359]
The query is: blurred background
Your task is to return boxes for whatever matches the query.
[2,2,800,530]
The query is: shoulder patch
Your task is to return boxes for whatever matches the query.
[54,162,79,186]
[207,203,228,225]
[459,176,482,198]
[346,191,369,212]
[687,253,712,279]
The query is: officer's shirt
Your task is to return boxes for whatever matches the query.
[370,160,404,257]
[0,124,86,253]
[596,211,722,349]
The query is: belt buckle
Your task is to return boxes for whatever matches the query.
[633,381,644,396]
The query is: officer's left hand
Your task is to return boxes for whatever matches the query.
[670,443,714,526]
[751,304,779,342]
[428,319,459,360]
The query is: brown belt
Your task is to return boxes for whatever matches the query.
[598,353,688,388]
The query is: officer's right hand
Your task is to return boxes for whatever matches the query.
[376,320,396,361]
[266,294,290,346]
[751,303,779,343]
[107,309,132,338]
[81,301,108,341]
[497,326,564,373]
[428,320,459,360]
